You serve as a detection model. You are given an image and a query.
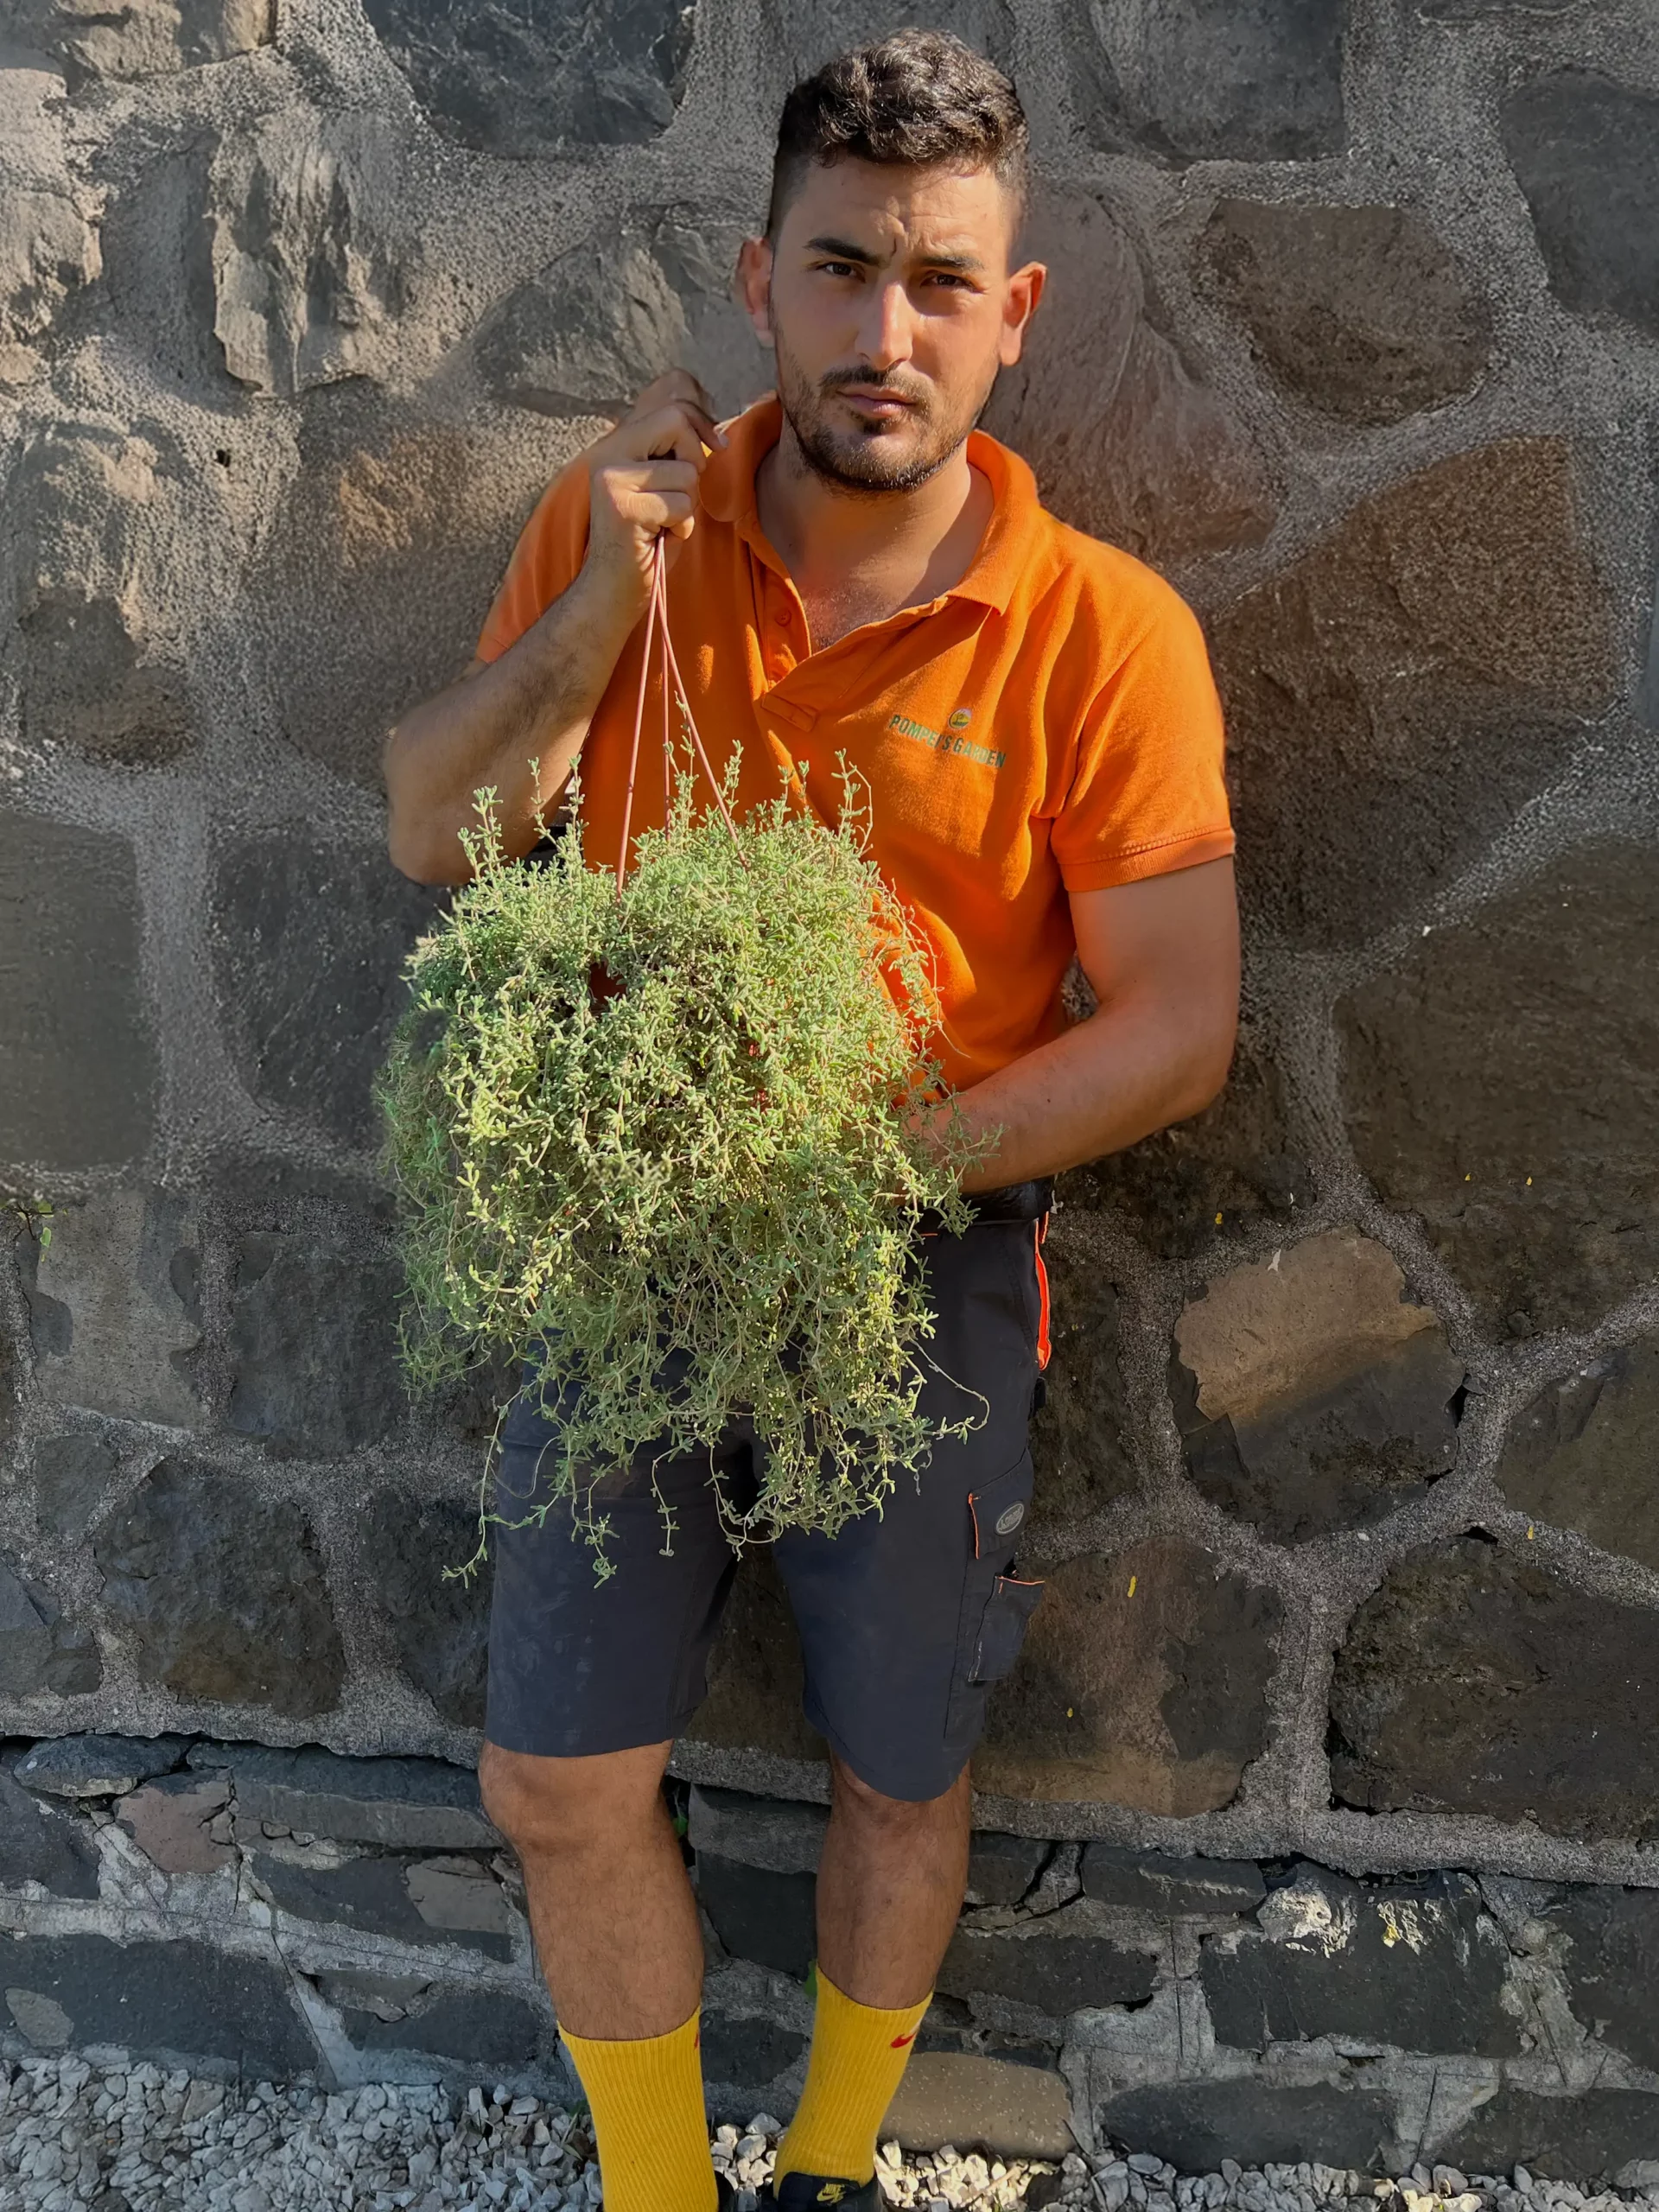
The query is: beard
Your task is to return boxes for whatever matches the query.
[772,329,989,495]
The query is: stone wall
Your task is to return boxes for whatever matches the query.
[3,0,1659,2178]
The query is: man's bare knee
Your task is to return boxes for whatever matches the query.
[829,1755,969,1832]
[479,1739,673,1858]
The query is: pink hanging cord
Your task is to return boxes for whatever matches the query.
[614,533,740,893]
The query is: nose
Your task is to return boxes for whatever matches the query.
[855,276,917,373]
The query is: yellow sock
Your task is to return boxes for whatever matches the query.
[775,1971,931,2187]
[559,2008,715,2212]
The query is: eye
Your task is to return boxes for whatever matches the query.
[815,259,860,278]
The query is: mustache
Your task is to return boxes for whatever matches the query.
[818,365,930,407]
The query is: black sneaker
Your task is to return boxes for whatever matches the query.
[771,2173,882,2212]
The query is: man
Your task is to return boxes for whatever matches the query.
[384,29,1238,2212]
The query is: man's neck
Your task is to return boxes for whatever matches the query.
[754,416,991,651]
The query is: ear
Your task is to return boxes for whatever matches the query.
[737,235,777,352]
[998,259,1047,368]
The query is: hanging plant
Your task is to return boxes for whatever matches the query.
[377,550,985,1573]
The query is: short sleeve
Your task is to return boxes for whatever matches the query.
[474,461,594,664]
[1050,589,1234,893]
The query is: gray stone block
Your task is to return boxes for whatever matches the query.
[363,1492,490,1731]
[1501,71,1659,339]
[10,421,193,764]
[337,1984,552,2071]
[980,185,1274,568]
[1537,1887,1659,2071]
[1496,1338,1659,1572]
[1059,1023,1309,1265]
[696,1853,817,1980]
[313,1967,433,2021]
[475,202,761,426]
[258,400,579,793]
[20,0,275,79]
[0,1559,58,1696]
[32,1433,118,1543]
[753,3,1015,156]
[95,1461,346,1719]
[1061,0,1348,164]
[211,836,442,1152]
[16,1732,188,1798]
[207,111,413,400]
[359,0,695,158]
[116,1771,234,1874]
[1025,1227,1136,1522]
[1221,438,1614,954]
[1098,2080,1393,2174]
[1338,841,1659,1335]
[688,1784,826,1875]
[1173,1231,1465,1546]
[26,1189,204,1428]
[976,1537,1280,1815]
[701,2009,806,2091]
[1331,1533,1659,1841]
[0,1560,103,1698]
[967,1832,1049,1908]
[0,1932,315,2075]
[1200,199,1491,425]
[1441,2088,1659,2183]
[1079,1844,1265,1918]
[250,1847,512,1958]
[226,1230,406,1457]
[886,2050,1075,2158]
[1200,1863,1517,2056]
[0,1769,100,1897]
[0,811,157,1177]
[187,1742,499,1849]
[0,59,100,365]
[938,1923,1157,2019]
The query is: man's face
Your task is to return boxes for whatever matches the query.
[739,158,1046,494]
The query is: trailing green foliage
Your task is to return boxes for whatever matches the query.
[377,772,983,1572]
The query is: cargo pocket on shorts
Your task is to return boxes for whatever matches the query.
[969,1572,1045,1684]
[945,1452,1046,1746]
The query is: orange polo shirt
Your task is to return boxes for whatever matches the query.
[476,396,1231,1091]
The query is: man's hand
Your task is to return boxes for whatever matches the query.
[927,857,1241,1192]
[582,370,727,620]
[383,372,724,886]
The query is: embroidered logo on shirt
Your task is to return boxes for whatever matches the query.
[889,709,1006,771]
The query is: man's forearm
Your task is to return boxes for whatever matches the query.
[385,570,633,886]
[937,991,1236,1194]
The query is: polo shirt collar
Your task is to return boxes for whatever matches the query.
[701,392,1040,617]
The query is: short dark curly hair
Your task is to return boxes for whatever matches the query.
[767,29,1030,240]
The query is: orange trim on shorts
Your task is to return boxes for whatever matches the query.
[1033,1217,1052,1370]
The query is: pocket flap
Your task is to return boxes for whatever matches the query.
[970,1573,1046,1685]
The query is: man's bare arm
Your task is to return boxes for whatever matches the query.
[383,373,726,887]
[937,857,1240,1193]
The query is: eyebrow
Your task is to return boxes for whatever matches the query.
[804,234,988,276]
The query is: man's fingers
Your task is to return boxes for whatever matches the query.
[615,400,725,463]
[598,457,700,504]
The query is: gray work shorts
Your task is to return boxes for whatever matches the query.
[483,1199,1053,1802]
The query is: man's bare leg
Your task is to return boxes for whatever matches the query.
[776,1758,972,2190]
[816,1756,973,2003]
[480,1739,715,2212]
[479,1738,702,2032]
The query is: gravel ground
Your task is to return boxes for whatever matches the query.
[2,2057,1657,2212]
